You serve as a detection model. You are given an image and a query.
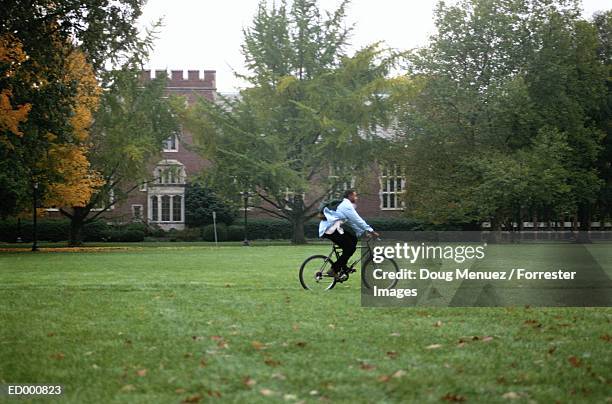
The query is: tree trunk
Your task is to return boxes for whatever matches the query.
[487,215,503,243]
[291,217,306,245]
[70,219,84,246]
[69,207,88,246]
[576,204,592,243]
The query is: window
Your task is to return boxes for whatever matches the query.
[163,133,179,152]
[328,166,355,198]
[132,205,143,220]
[173,195,182,221]
[283,188,306,210]
[153,161,186,184]
[150,195,183,222]
[380,165,405,210]
[161,195,171,221]
[151,196,158,221]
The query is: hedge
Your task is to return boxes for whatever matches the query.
[0,216,446,243]
[0,219,145,243]
[227,225,245,241]
[202,223,228,241]
[242,217,424,239]
[168,227,201,242]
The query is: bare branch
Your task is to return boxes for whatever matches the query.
[254,205,288,220]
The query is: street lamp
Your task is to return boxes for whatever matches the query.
[32,181,39,252]
[240,191,250,246]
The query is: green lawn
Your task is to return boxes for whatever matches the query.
[0,245,610,403]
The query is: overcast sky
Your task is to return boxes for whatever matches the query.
[138,0,610,93]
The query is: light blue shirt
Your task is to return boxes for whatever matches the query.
[318,198,374,237]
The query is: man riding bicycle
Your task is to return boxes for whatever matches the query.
[318,189,379,278]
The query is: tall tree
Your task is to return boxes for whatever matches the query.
[0,0,151,220]
[397,0,609,229]
[592,10,612,224]
[58,69,179,245]
[185,0,399,243]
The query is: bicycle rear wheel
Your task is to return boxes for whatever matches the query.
[361,258,399,290]
[299,255,337,291]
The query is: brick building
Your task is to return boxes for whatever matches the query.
[110,69,405,230]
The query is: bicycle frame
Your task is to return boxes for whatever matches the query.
[327,237,375,270]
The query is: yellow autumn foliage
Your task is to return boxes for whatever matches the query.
[43,48,105,208]
[64,50,101,141]
[44,143,105,207]
[0,34,31,144]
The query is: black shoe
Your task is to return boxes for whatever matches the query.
[326,265,343,279]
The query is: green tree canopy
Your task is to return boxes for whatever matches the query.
[184,0,401,243]
[396,0,609,229]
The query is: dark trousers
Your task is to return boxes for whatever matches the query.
[323,230,357,269]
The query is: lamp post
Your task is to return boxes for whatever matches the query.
[240,191,250,246]
[31,181,39,252]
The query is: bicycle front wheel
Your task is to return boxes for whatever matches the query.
[299,255,337,291]
[361,258,399,290]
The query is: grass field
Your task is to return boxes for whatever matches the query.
[1,244,611,403]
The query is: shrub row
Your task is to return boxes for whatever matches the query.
[0,219,146,243]
[0,217,428,243]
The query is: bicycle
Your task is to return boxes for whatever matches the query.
[299,236,399,291]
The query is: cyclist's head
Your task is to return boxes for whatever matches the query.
[344,189,358,203]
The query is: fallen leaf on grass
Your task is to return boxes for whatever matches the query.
[251,341,265,350]
[392,370,407,378]
[264,358,281,367]
[482,336,494,342]
[199,358,207,368]
[136,368,147,377]
[426,344,442,350]
[175,388,186,394]
[47,332,55,337]
[181,393,202,403]
[378,375,391,383]
[389,332,401,337]
[502,391,521,400]
[184,352,193,358]
[192,336,203,341]
[309,390,319,395]
[243,376,256,388]
[433,321,443,327]
[260,388,275,396]
[360,362,376,371]
[120,384,135,392]
[207,390,221,398]
[600,334,611,342]
[271,372,286,380]
[218,340,229,349]
[568,356,581,368]
[547,346,557,355]
[386,351,398,359]
[50,352,65,360]
[292,324,300,331]
[283,393,297,401]
[210,335,223,341]
[296,341,307,348]
[441,393,466,402]
[328,324,335,329]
